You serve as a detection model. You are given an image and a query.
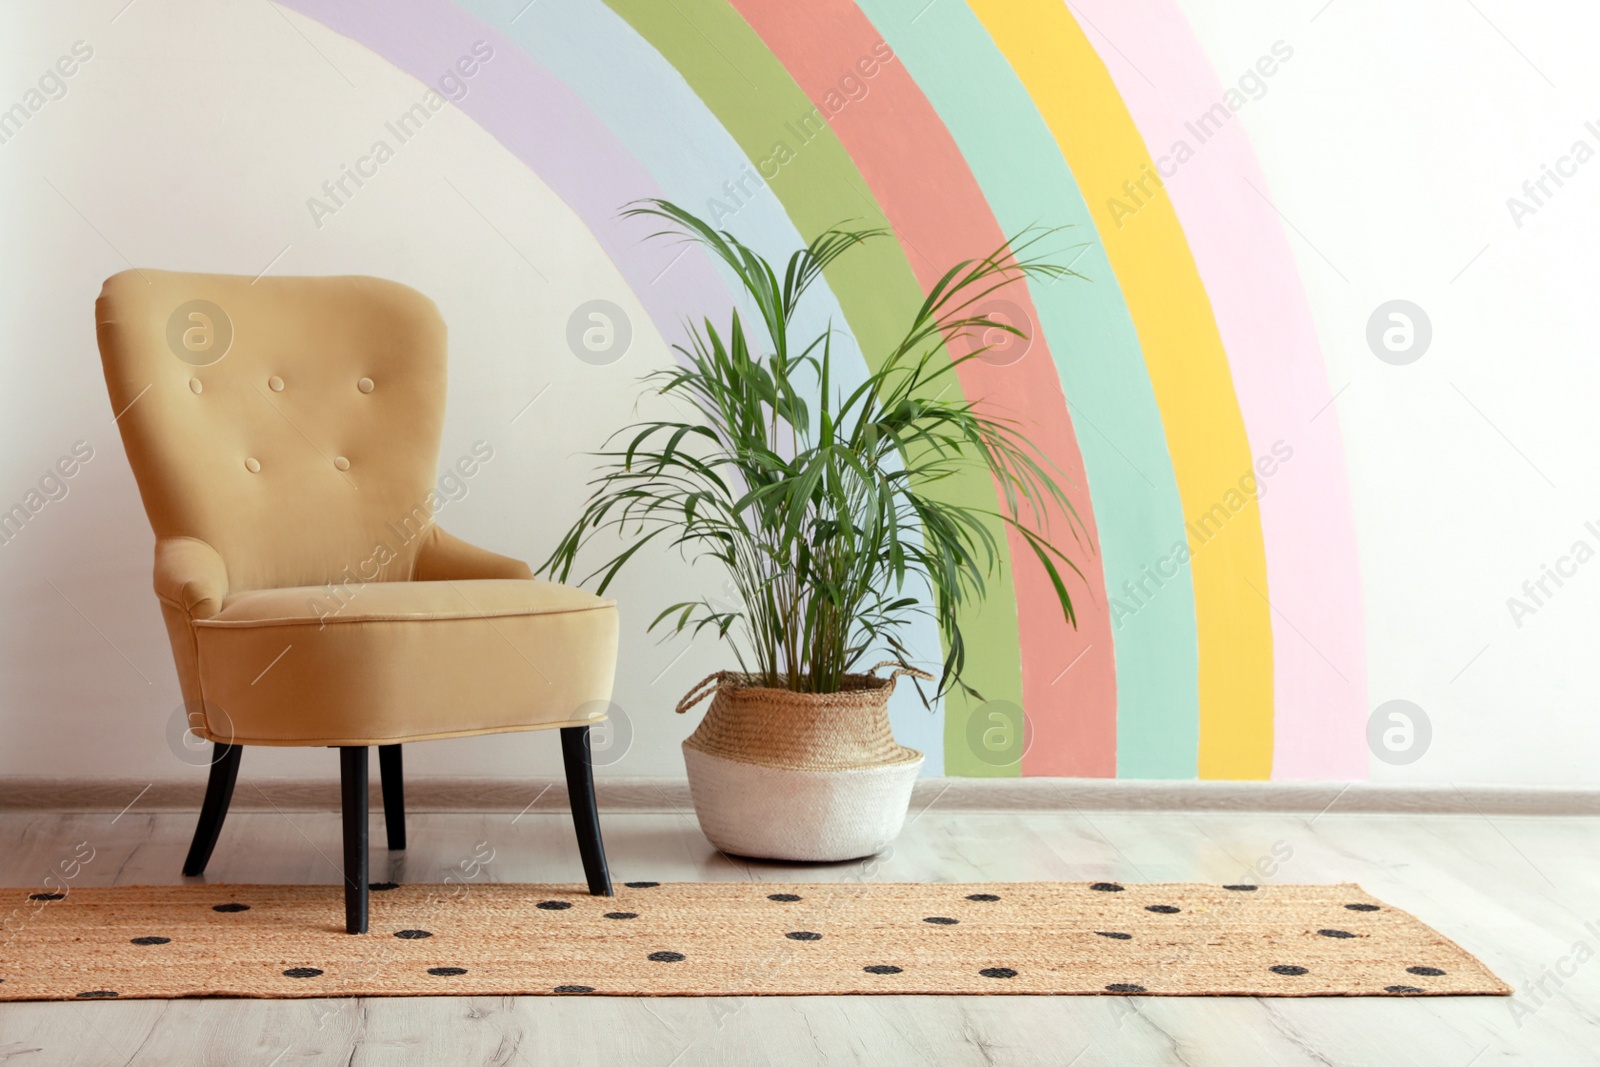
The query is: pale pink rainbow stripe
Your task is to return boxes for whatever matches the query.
[1067,0,1367,778]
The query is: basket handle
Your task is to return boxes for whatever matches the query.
[675,672,727,715]
[869,660,936,686]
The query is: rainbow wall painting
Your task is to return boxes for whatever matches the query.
[279,0,1367,781]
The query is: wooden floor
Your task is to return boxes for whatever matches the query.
[0,803,1595,1065]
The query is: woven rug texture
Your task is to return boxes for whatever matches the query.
[0,880,1509,1000]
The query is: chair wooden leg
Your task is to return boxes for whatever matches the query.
[340,746,369,934]
[182,742,242,877]
[378,744,405,851]
[560,725,612,896]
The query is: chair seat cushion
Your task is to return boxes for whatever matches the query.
[202,578,610,627]
[190,580,618,746]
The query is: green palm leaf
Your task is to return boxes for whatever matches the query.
[541,200,1088,697]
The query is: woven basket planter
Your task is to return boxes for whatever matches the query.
[676,665,927,862]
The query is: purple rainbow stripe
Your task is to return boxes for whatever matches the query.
[279,0,733,346]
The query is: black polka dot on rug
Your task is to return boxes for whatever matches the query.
[767,893,802,902]
[554,984,595,993]
[394,929,432,940]
[370,882,399,892]
[1105,983,1146,994]
[130,936,170,946]
[979,967,1018,979]
[648,951,685,963]
[1345,903,1380,912]
[863,965,903,975]
[282,968,322,979]
[212,903,250,913]
[786,931,822,941]
[1145,905,1181,914]
[1095,931,1133,940]
[1385,984,1425,994]
[29,893,65,901]
[1318,929,1356,939]
[536,901,572,911]
[604,912,638,920]
[1270,965,1309,976]
[1222,884,1258,891]
[625,881,660,889]
[923,916,959,925]
[1407,966,1446,977]
[1089,882,1124,893]
[428,967,467,977]
[75,990,118,998]
[966,893,1000,902]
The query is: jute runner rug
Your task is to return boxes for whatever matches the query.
[0,881,1508,1000]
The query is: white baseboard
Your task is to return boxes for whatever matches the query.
[2,776,1598,816]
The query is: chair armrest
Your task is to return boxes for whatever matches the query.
[154,537,228,620]
[412,526,534,581]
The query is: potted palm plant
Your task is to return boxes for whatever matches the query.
[541,201,1085,861]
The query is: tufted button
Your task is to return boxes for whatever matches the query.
[357,377,375,394]
[189,378,203,394]
[333,456,350,471]
[244,458,261,473]
[268,376,285,392]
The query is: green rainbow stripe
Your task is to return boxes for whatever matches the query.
[602,0,1025,775]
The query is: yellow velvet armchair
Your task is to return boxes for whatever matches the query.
[96,269,618,932]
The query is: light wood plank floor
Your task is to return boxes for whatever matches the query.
[1,804,1596,1065]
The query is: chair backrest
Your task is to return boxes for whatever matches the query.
[96,270,448,593]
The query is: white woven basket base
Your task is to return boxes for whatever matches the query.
[683,743,924,862]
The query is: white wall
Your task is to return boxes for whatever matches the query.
[2,0,1597,786]
[0,0,728,783]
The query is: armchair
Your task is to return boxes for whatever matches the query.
[96,270,617,932]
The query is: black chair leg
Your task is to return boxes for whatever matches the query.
[182,742,242,877]
[560,725,612,896]
[378,744,406,851]
[340,746,369,934]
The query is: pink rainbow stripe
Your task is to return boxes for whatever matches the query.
[1068,0,1367,778]
[733,0,1118,776]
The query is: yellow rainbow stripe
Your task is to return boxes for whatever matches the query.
[967,0,1274,778]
